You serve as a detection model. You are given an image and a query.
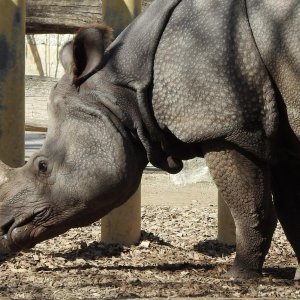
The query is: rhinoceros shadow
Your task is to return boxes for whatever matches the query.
[53,241,126,260]
[0,253,14,264]
[194,240,236,257]
[49,230,171,262]
[41,233,214,273]
[262,267,296,280]
[45,230,213,273]
[140,230,173,247]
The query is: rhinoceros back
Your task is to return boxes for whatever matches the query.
[152,0,279,160]
[247,0,300,140]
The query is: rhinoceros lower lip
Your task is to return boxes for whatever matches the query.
[0,234,11,255]
[0,214,37,254]
[0,208,51,254]
[0,224,32,254]
[0,218,14,254]
[0,226,23,254]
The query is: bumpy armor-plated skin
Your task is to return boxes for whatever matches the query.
[151,0,299,278]
[247,0,300,280]
[152,0,278,160]
[150,0,296,278]
[248,0,300,138]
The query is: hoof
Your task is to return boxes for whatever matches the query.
[294,265,300,281]
[223,266,262,280]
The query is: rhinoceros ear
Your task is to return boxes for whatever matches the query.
[59,41,74,73]
[72,25,113,85]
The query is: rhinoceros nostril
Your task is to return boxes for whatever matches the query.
[0,218,14,236]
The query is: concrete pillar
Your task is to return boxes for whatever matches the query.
[101,186,141,245]
[101,0,142,245]
[102,0,142,37]
[217,192,236,245]
[0,0,25,167]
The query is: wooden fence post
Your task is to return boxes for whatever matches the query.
[101,0,142,245]
[0,0,25,167]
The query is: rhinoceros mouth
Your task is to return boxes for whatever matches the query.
[0,234,11,255]
[0,212,42,255]
[0,218,15,254]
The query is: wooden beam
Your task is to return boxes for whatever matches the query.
[25,76,55,130]
[0,0,25,168]
[26,0,153,34]
[26,0,102,34]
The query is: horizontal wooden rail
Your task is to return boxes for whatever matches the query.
[26,0,152,34]
[25,76,55,131]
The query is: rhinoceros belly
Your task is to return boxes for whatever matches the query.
[152,0,278,159]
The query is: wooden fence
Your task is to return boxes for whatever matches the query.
[26,0,152,33]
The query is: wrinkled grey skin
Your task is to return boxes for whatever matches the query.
[0,0,299,279]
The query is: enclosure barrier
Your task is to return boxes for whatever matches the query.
[101,0,142,245]
[101,185,141,245]
[0,0,25,168]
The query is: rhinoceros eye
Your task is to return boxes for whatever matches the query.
[38,160,48,173]
[33,157,51,178]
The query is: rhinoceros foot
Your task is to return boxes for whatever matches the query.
[222,266,262,280]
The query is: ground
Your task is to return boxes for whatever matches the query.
[0,173,299,299]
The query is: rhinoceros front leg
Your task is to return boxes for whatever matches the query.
[271,163,300,280]
[203,141,277,279]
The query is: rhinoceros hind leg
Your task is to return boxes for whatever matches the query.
[271,162,300,279]
[203,141,277,279]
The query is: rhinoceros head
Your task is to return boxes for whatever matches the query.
[0,26,146,254]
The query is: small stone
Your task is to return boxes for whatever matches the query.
[139,241,150,248]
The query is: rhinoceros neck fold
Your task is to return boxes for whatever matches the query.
[87,77,190,174]
[99,0,187,173]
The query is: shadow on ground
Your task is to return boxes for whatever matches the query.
[263,267,296,280]
[194,239,236,257]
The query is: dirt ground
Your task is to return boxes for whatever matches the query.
[0,173,299,299]
[142,172,218,207]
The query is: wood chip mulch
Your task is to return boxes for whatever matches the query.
[0,205,299,299]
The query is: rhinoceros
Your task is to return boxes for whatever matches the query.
[0,0,299,279]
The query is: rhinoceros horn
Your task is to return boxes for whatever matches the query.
[0,161,12,255]
[0,161,10,187]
